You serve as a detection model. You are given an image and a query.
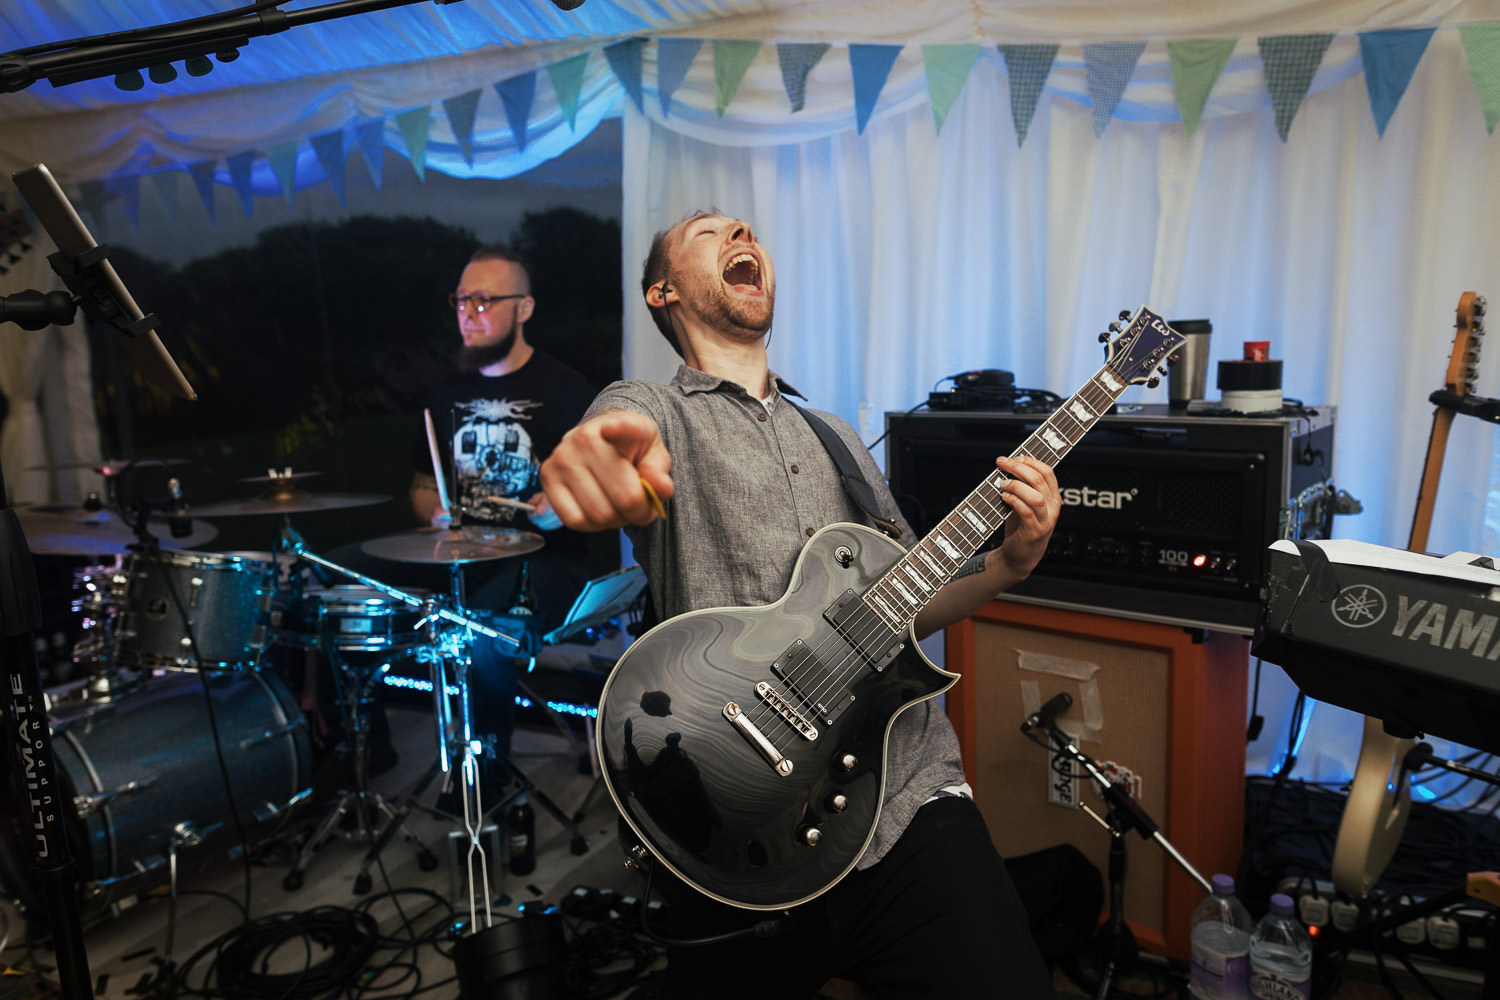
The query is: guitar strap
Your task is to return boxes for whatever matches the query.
[787,400,903,541]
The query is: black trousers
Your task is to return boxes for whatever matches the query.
[648,795,1057,999]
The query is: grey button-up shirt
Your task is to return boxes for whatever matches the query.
[587,364,968,869]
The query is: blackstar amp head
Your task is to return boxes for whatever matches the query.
[885,403,1337,634]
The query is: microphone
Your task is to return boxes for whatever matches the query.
[165,476,192,538]
[1021,691,1073,734]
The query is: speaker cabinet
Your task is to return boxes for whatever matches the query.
[945,601,1249,960]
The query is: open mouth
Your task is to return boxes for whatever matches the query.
[722,252,762,292]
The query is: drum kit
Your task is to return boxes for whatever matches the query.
[4,460,596,926]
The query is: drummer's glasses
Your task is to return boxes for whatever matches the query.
[449,292,528,314]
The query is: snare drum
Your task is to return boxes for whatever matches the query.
[110,550,275,670]
[291,585,431,654]
[0,670,310,915]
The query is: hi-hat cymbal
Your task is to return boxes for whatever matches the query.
[189,488,390,518]
[360,526,544,565]
[16,504,219,556]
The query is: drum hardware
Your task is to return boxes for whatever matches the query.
[358,524,544,566]
[72,777,156,817]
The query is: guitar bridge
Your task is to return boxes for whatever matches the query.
[755,682,818,741]
[724,702,795,776]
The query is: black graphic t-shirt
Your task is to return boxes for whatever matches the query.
[412,350,595,625]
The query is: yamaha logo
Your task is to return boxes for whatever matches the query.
[1331,583,1387,629]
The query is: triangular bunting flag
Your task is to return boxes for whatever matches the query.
[266,140,300,204]
[1167,39,1236,139]
[226,150,256,218]
[713,40,760,117]
[187,160,218,224]
[999,44,1058,146]
[443,89,482,166]
[395,106,431,180]
[149,170,179,222]
[922,44,981,133]
[354,119,386,189]
[777,42,829,112]
[495,72,537,151]
[1459,24,1500,134]
[658,38,702,116]
[605,38,646,114]
[78,180,108,231]
[309,130,347,206]
[1358,28,1435,136]
[547,53,589,129]
[1257,34,1335,141]
[1082,41,1147,136]
[113,175,141,232]
[849,44,903,135]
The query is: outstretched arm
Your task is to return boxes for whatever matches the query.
[540,408,675,531]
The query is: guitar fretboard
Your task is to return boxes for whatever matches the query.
[862,366,1132,632]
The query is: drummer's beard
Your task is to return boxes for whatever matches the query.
[458,329,517,373]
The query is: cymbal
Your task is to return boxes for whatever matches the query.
[238,470,322,485]
[16,504,219,556]
[189,487,390,518]
[26,457,189,474]
[361,525,544,565]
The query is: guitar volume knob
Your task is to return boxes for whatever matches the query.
[827,793,848,813]
[839,753,857,772]
[802,827,822,846]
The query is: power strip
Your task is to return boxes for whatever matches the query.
[1273,876,1495,969]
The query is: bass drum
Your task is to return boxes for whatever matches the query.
[0,670,311,916]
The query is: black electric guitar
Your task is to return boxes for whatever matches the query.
[597,307,1184,910]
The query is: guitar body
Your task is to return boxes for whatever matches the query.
[596,523,956,910]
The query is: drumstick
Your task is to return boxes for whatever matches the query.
[424,409,451,515]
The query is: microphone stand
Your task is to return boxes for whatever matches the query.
[2,463,94,1000]
[1037,720,1212,1000]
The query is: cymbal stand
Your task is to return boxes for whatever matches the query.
[1033,717,1211,1000]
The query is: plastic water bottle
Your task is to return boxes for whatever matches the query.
[1250,893,1313,1000]
[506,791,536,876]
[1189,873,1253,1000]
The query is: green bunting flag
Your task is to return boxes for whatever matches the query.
[547,52,590,129]
[922,44,981,133]
[395,106,430,181]
[714,40,761,117]
[1460,23,1500,133]
[1167,39,1236,139]
[266,140,299,203]
[999,43,1059,146]
[354,118,386,189]
[1258,33,1335,141]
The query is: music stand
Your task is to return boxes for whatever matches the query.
[542,564,647,646]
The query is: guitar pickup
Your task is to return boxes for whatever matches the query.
[772,639,855,726]
[824,590,904,672]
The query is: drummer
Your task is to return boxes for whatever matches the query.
[409,244,596,768]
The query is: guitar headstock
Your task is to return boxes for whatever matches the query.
[1444,291,1487,396]
[1101,306,1185,386]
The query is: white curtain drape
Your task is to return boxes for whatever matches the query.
[0,246,102,506]
[620,33,1500,783]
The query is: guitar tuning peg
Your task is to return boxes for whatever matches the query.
[1097,331,1110,343]
[1146,376,1161,388]
[1108,321,1122,332]
[1118,309,1132,321]
[1157,365,1169,376]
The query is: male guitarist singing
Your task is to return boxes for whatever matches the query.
[541,213,1061,999]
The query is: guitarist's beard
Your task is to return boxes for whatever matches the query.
[459,329,518,373]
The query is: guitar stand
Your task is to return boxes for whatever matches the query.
[1037,721,1212,1000]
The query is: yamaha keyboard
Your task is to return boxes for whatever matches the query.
[1253,538,1500,755]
